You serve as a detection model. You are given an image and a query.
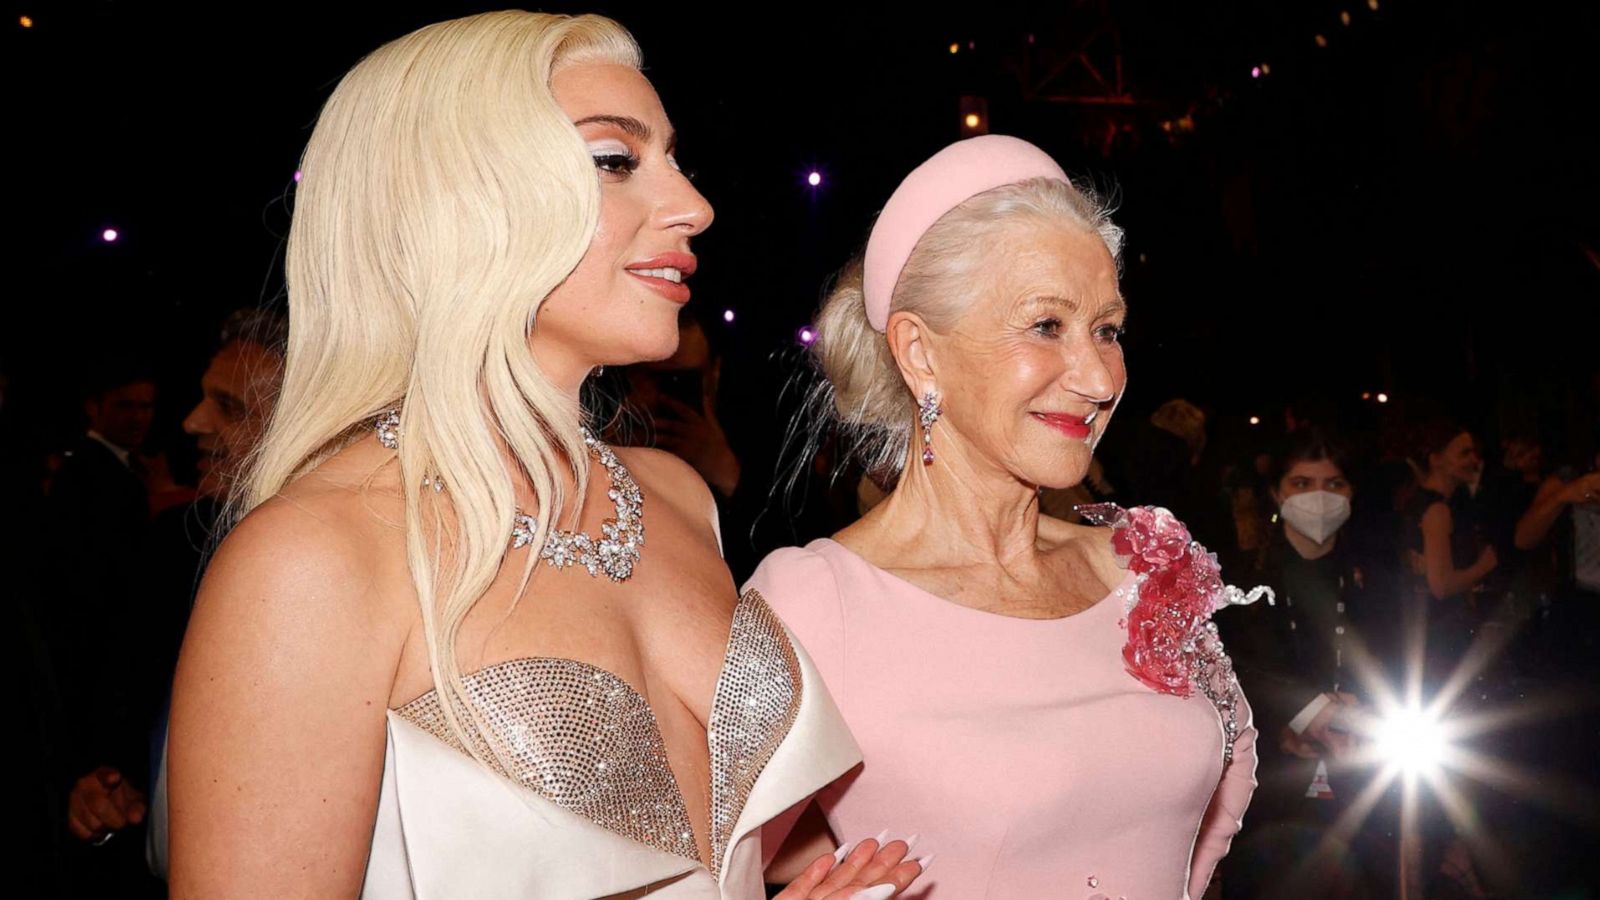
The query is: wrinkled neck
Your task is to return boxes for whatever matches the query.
[878,432,1046,570]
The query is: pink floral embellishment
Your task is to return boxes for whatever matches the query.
[1077,503,1272,760]
[1110,506,1192,575]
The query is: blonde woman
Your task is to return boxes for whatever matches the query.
[168,12,919,899]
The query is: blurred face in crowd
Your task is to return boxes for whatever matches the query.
[86,380,156,451]
[1272,458,1353,505]
[916,222,1126,490]
[1501,437,1542,479]
[1429,431,1481,485]
[182,340,284,500]
[1272,456,1353,544]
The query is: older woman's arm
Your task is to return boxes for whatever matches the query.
[1187,691,1259,900]
[1190,688,1248,890]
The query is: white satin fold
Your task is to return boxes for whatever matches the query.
[361,626,860,899]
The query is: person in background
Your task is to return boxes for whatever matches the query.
[63,307,288,889]
[1395,420,1501,899]
[41,363,160,896]
[1514,448,1600,563]
[1097,398,1201,519]
[1400,420,1497,675]
[1225,429,1393,899]
[1455,429,1551,666]
[612,313,767,577]
[618,315,741,499]
[1514,438,1600,670]
[48,365,157,534]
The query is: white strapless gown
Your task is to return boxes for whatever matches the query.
[361,591,861,899]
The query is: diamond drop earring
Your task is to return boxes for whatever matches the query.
[918,390,942,465]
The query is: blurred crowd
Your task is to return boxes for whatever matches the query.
[4,306,1596,899]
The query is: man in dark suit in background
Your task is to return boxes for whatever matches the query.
[49,366,157,534]
[60,309,288,892]
[38,364,161,896]
[44,364,161,717]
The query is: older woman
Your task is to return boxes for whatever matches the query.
[747,136,1263,899]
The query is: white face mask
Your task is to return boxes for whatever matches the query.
[1280,490,1352,544]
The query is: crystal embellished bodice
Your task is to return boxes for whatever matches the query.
[394,590,802,876]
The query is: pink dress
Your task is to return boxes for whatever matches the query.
[744,515,1257,900]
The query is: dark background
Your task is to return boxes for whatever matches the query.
[6,3,1599,896]
[7,0,1597,463]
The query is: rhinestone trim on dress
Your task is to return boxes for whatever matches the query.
[395,657,700,860]
[707,591,803,875]
[1187,620,1245,765]
[393,590,802,875]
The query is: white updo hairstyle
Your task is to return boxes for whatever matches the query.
[800,176,1125,488]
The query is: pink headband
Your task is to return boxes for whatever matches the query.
[862,135,1070,332]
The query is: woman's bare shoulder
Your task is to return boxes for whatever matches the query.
[1040,513,1125,585]
[199,453,413,646]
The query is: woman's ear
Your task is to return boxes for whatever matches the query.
[885,310,937,396]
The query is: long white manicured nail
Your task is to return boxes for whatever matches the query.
[901,833,920,853]
[850,886,895,900]
[873,828,889,846]
[912,852,937,873]
[832,840,859,864]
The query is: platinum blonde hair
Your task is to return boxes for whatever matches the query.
[240,11,641,757]
[805,176,1124,484]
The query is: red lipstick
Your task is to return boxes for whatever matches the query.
[1031,412,1093,440]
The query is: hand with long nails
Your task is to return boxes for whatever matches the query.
[772,829,930,900]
